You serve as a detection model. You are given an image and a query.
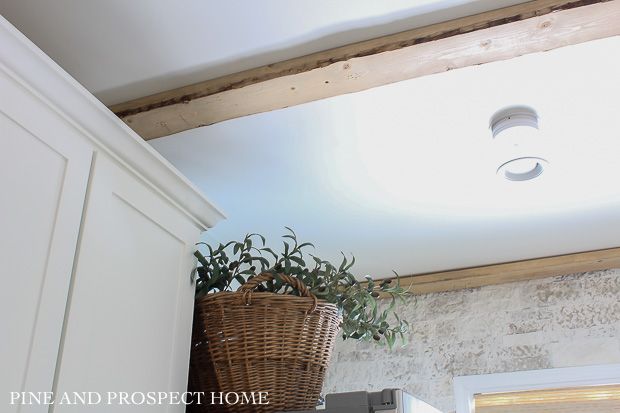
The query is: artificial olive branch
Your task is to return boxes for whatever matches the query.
[194,227,410,348]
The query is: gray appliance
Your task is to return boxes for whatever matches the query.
[283,389,443,413]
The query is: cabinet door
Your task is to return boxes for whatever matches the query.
[53,153,200,412]
[0,68,92,411]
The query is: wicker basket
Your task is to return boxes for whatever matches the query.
[188,273,341,413]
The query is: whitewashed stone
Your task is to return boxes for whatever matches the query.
[323,269,620,413]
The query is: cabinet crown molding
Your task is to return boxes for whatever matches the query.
[0,16,225,230]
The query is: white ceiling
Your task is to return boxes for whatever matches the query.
[2,1,620,277]
[151,37,620,277]
[0,0,526,104]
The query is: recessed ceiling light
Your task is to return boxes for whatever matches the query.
[490,106,547,181]
[497,157,548,181]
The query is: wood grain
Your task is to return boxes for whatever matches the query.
[393,247,620,295]
[475,384,620,413]
[109,0,619,140]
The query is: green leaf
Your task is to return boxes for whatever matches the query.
[238,269,255,275]
[289,256,305,266]
[338,253,348,272]
[194,251,209,268]
[345,255,356,271]
[253,256,270,269]
[260,247,278,259]
[387,333,396,349]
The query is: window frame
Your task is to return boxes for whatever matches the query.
[453,363,620,413]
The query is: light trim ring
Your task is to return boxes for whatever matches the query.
[497,157,547,181]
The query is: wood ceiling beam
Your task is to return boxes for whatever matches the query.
[394,247,620,295]
[110,0,619,140]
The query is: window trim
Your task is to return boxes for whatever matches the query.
[453,363,620,413]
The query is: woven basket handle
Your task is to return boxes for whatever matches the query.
[238,273,318,313]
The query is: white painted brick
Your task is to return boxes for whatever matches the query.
[550,337,620,366]
[323,269,620,412]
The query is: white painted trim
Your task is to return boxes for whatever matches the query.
[454,364,620,413]
[0,16,225,229]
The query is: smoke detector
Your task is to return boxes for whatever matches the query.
[490,106,548,181]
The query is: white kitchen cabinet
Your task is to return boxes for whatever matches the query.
[0,56,93,413]
[52,153,204,412]
[0,16,224,412]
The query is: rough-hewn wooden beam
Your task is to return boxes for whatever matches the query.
[394,247,620,295]
[111,0,619,140]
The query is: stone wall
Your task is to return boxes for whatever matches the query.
[322,269,620,412]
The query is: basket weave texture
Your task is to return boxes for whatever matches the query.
[188,273,341,413]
